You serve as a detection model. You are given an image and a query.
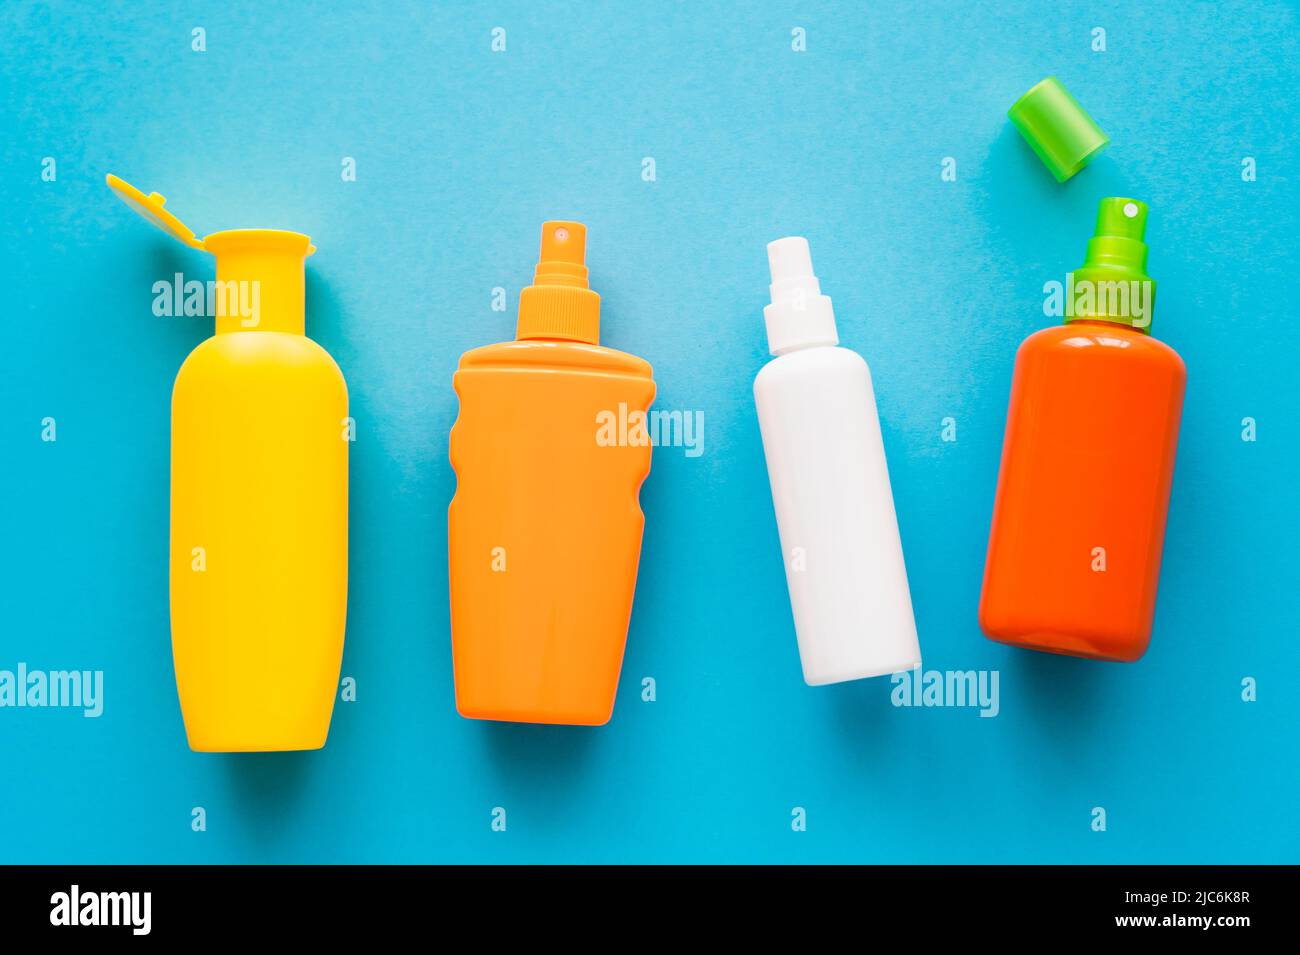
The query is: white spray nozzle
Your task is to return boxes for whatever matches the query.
[762,236,838,355]
[768,236,814,280]
[767,236,822,303]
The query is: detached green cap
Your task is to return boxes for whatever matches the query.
[1069,197,1157,333]
[1009,77,1109,182]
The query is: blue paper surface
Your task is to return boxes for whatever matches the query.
[0,2,1296,863]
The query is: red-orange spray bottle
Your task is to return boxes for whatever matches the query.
[979,198,1185,662]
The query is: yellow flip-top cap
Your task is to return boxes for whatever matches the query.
[104,173,316,255]
[105,173,205,249]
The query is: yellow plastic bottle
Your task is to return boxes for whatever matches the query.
[449,222,655,725]
[106,175,348,752]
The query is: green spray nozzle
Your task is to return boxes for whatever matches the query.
[1094,196,1148,241]
[1069,197,1157,334]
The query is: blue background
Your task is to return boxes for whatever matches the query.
[1,2,1297,863]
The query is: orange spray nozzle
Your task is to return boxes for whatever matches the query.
[535,221,590,288]
[517,220,601,344]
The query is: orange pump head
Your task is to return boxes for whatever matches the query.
[516,221,600,345]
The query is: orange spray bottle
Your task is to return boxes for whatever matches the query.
[448,222,655,724]
[980,198,1185,662]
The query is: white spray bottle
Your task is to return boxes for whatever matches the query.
[753,237,921,684]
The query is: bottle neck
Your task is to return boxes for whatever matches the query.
[763,294,838,355]
[772,338,838,357]
[1066,317,1145,335]
[516,285,600,345]
[204,230,312,335]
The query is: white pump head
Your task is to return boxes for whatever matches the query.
[763,236,838,355]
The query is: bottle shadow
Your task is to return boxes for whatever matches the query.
[305,267,346,345]
[215,751,315,845]
[822,677,900,771]
[478,719,596,780]
[126,237,209,353]
[1007,647,1108,744]
[973,122,1127,269]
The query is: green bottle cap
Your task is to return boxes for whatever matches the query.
[1008,77,1109,182]
[1069,197,1157,334]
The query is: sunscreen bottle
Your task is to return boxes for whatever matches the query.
[449,221,654,725]
[980,198,1185,661]
[753,237,921,684]
[107,174,348,750]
